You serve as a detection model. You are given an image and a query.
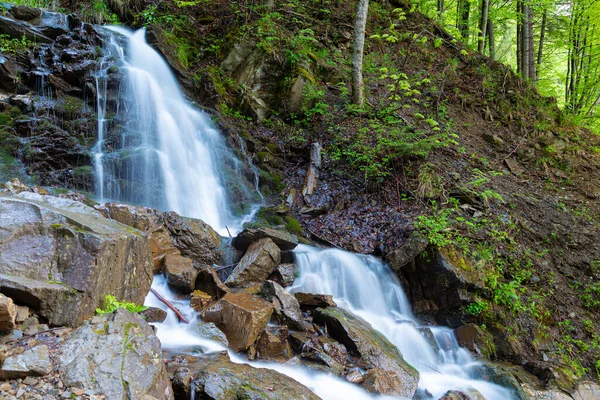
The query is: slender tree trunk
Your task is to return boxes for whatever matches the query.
[438,0,444,17]
[527,5,536,82]
[516,0,522,74]
[457,0,470,41]
[352,0,369,106]
[521,2,530,78]
[478,0,489,53]
[537,8,547,67]
[487,17,495,59]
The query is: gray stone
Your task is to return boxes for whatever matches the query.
[191,322,228,346]
[261,280,309,330]
[9,5,41,21]
[232,227,298,252]
[0,193,153,327]
[0,345,52,379]
[57,309,174,399]
[386,234,429,273]
[268,263,297,287]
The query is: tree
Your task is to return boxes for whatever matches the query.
[352,0,370,106]
[478,0,489,53]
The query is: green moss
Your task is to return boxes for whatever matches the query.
[0,113,10,126]
[284,216,302,234]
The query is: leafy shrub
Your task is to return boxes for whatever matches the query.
[96,294,147,315]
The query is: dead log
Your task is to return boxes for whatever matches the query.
[302,142,322,196]
[149,288,189,324]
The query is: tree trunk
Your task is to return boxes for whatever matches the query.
[487,17,495,59]
[526,5,536,82]
[537,8,547,67]
[438,0,444,17]
[457,0,470,41]
[516,0,522,74]
[478,0,489,53]
[352,0,369,106]
[521,2,530,79]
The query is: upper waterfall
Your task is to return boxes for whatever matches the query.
[93,27,258,234]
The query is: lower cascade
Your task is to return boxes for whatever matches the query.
[146,246,517,399]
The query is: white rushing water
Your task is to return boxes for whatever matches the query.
[291,245,516,400]
[93,28,258,234]
[99,27,517,400]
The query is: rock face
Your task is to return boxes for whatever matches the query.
[232,227,299,252]
[57,309,174,399]
[225,238,281,287]
[399,247,485,325]
[0,193,153,326]
[455,324,496,358]
[169,352,320,400]
[0,345,53,380]
[313,307,419,398]
[0,293,17,332]
[202,292,274,352]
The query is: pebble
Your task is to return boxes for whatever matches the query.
[0,383,12,391]
[23,377,37,386]
[71,388,84,396]
[60,392,71,398]
[84,389,95,396]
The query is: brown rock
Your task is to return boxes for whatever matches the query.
[201,292,273,352]
[363,368,406,396]
[261,280,310,331]
[164,254,197,294]
[225,238,281,287]
[140,307,167,323]
[148,225,179,274]
[14,305,30,324]
[455,324,495,358]
[190,290,212,312]
[0,294,17,332]
[254,326,293,361]
[344,370,364,383]
[295,292,337,308]
[195,266,230,298]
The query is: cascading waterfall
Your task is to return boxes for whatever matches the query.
[291,245,516,400]
[95,27,519,400]
[93,27,259,234]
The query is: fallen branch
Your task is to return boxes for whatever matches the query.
[150,288,189,324]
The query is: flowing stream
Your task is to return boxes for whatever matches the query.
[97,28,516,399]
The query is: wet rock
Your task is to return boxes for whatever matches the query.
[9,5,41,21]
[417,327,440,354]
[0,15,52,43]
[253,325,293,361]
[0,293,17,332]
[455,324,495,358]
[164,254,197,294]
[0,345,52,379]
[232,227,298,252]
[295,292,337,308]
[386,234,429,273]
[225,238,281,287]
[0,193,153,327]
[301,351,344,375]
[438,389,485,400]
[96,202,161,231]
[268,263,297,287]
[190,290,213,312]
[313,307,419,398]
[57,309,174,399]
[140,306,167,323]
[344,369,364,383]
[173,352,320,400]
[363,367,409,396]
[261,280,309,330]
[201,292,273,352]
[195,266,230,298]
[191,322,228,346]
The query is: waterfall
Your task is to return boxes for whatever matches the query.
[93,28,258,234]
[291,245,516,400]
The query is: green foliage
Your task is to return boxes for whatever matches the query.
[0,34,34,54]
[466,300,489,316]
[96,294,147,315]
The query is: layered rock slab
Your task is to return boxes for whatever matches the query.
[0,193,153,326]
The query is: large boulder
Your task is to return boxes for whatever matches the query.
[232,227,298,252]
[57,309,174,399]
[170,352,320,400]
[313,307,419,398]
[195,266,230,298]
[0,193,153,326]
[97,202,222,268]
[202,292,273,352]
[294,292,337,309]
[225,238,281,287]
[252,325,293,361]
